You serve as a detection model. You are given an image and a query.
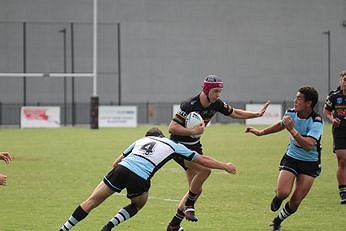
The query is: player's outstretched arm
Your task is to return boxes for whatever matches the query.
[194,155,236,174]
[230,100,270,119]
[245,120,284,136]
[0,152,12,164]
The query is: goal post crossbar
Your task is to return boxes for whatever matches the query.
[0,0,98,92]
[0,73,94,78]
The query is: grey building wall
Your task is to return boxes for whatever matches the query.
[0,0,345,105]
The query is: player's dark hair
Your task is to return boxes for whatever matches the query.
[145,127,165,137]
[298,86,318,108]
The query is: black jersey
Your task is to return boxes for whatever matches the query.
[171,94,233,145]
[325,89,346,128]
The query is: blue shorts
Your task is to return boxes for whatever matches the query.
[279,154,321,178]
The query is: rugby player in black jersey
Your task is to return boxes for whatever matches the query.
[324,70,346,204]
[166,75,270,231]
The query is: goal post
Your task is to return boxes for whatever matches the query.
[0,0,99,129]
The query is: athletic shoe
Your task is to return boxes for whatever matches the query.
[270,222,281,231]
[340,198,346,204]
[340,191,346,204]
[166,224,184,231]
[270,196,282,212]
[183,206,198,222]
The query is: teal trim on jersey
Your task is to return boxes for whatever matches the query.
[284,110,323,162]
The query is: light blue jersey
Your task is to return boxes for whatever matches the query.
[119,136,197,180]
[284,109,323,162]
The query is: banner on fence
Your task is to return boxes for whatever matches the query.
[99,106,137,127]
[245,104,282,125]
[21,106,60,128]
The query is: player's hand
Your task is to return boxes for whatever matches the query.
[191,123,205,136]
[112,160,119,168]
[245,127,262,136]
[225,163,237,174]
[256,100,270,117]
[0,174,8,186]
[282,116,294,131]
[0,152,12,164]
[332,117,341,127]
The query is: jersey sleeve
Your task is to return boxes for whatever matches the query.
[307,117,324,141]
[283,109,295,118]
[215,99,233,116]
[324,94,334,111]
[174,143,198,161]
[172,102,190,126]
[122,142,136,156]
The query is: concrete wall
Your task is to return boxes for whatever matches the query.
[0,0,345,104]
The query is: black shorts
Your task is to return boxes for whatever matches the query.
[103,165,150,198]
[279,154,321,178]
[173,142,203,170]
[332,126,346,151]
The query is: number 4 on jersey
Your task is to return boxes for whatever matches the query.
[140,142,156,155]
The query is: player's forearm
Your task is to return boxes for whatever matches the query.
[259,121,285,135]
[231,109,259,119]
[168,121,194,136]
[288,128,315,150]
[196,155,226,170]
[323,107,334,123]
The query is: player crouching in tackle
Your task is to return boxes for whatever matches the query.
[246,86,323,231]
[58,127,237,231]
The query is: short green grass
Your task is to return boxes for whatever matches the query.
[0,124,345,231]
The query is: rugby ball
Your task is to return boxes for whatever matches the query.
[185,112,204,138]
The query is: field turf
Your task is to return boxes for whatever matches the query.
[0,124,345,230]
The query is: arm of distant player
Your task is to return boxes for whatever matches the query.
[168,120,204,137]
[112,154,125,168]
[245,120,284,136]
[323,104,341,127]
[230,100,270,119]
[193,154,237,174]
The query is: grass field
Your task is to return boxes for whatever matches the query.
[0,124,345,231]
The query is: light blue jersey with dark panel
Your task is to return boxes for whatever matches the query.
[119,136,197,180]
[284,109,324,162]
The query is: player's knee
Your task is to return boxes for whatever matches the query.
[338,157,346,168]
[276,189,290,199]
